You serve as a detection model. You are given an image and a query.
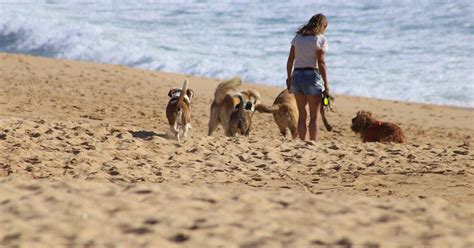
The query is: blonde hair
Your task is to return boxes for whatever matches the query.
[297,13,327,36]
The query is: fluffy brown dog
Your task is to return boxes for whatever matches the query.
[228,94,253,137]
[208,77,260,136]
[351,110,405,143]
[255,89,333,139]
[166,79,194,141]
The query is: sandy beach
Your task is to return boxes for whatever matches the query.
[1,53,473,247]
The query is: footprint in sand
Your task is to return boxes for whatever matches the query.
[280,148,292,153]
[2,233,22,244]
[133,189,153,194]
[143,218,160,225]
[453,150,469,156]
[122,226,153,235]
[169,233,190,243]
[186,147,199,153]
[103,165,120,176]
[80,141,96,150]
[25,157,41,165]
[385,148,403,155]
[29,132,41,138]
[327,143,340,150]
[311,178,320,184]
[68,148,81,155]
[18,183,42,192]
[238,155,254,163]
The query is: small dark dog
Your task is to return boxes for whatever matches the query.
[228,94,253,137]
[351,110,405,143]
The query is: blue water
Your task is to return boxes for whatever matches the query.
[1,0,473,107]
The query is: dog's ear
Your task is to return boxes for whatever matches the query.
[168,89,174,97]
[186,89,194,102]
[247,90,261,105]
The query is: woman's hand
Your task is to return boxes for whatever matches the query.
[286,78,292,90]
[324,88,331,97]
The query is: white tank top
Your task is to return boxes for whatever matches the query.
[291,34,328,69]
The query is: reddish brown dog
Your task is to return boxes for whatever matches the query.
[351,110,405,143]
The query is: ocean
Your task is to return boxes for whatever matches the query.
[1,0,473,107]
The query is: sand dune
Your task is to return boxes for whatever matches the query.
[1,53,473,247]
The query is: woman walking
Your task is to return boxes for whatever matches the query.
[286,13,331,141]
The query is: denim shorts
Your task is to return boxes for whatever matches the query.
[290,69,325,96]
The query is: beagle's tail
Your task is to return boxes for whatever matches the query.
[176,79,188,108]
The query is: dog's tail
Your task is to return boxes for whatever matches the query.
[214,77,242,104]
[176,79,188,110]
[255,103,280,113]
[235,93,245,115]
[235,93,248,133]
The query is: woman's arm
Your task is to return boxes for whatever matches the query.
[316,49,330,96]
[286,45,295,90]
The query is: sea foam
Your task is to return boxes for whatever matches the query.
[1,0,473,107]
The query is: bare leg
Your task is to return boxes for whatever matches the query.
[307,95,322,141]
[294,93,308,141]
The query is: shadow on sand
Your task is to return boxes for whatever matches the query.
[129,130,167,140]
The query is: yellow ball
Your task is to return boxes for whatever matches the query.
[324,97,329,106]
